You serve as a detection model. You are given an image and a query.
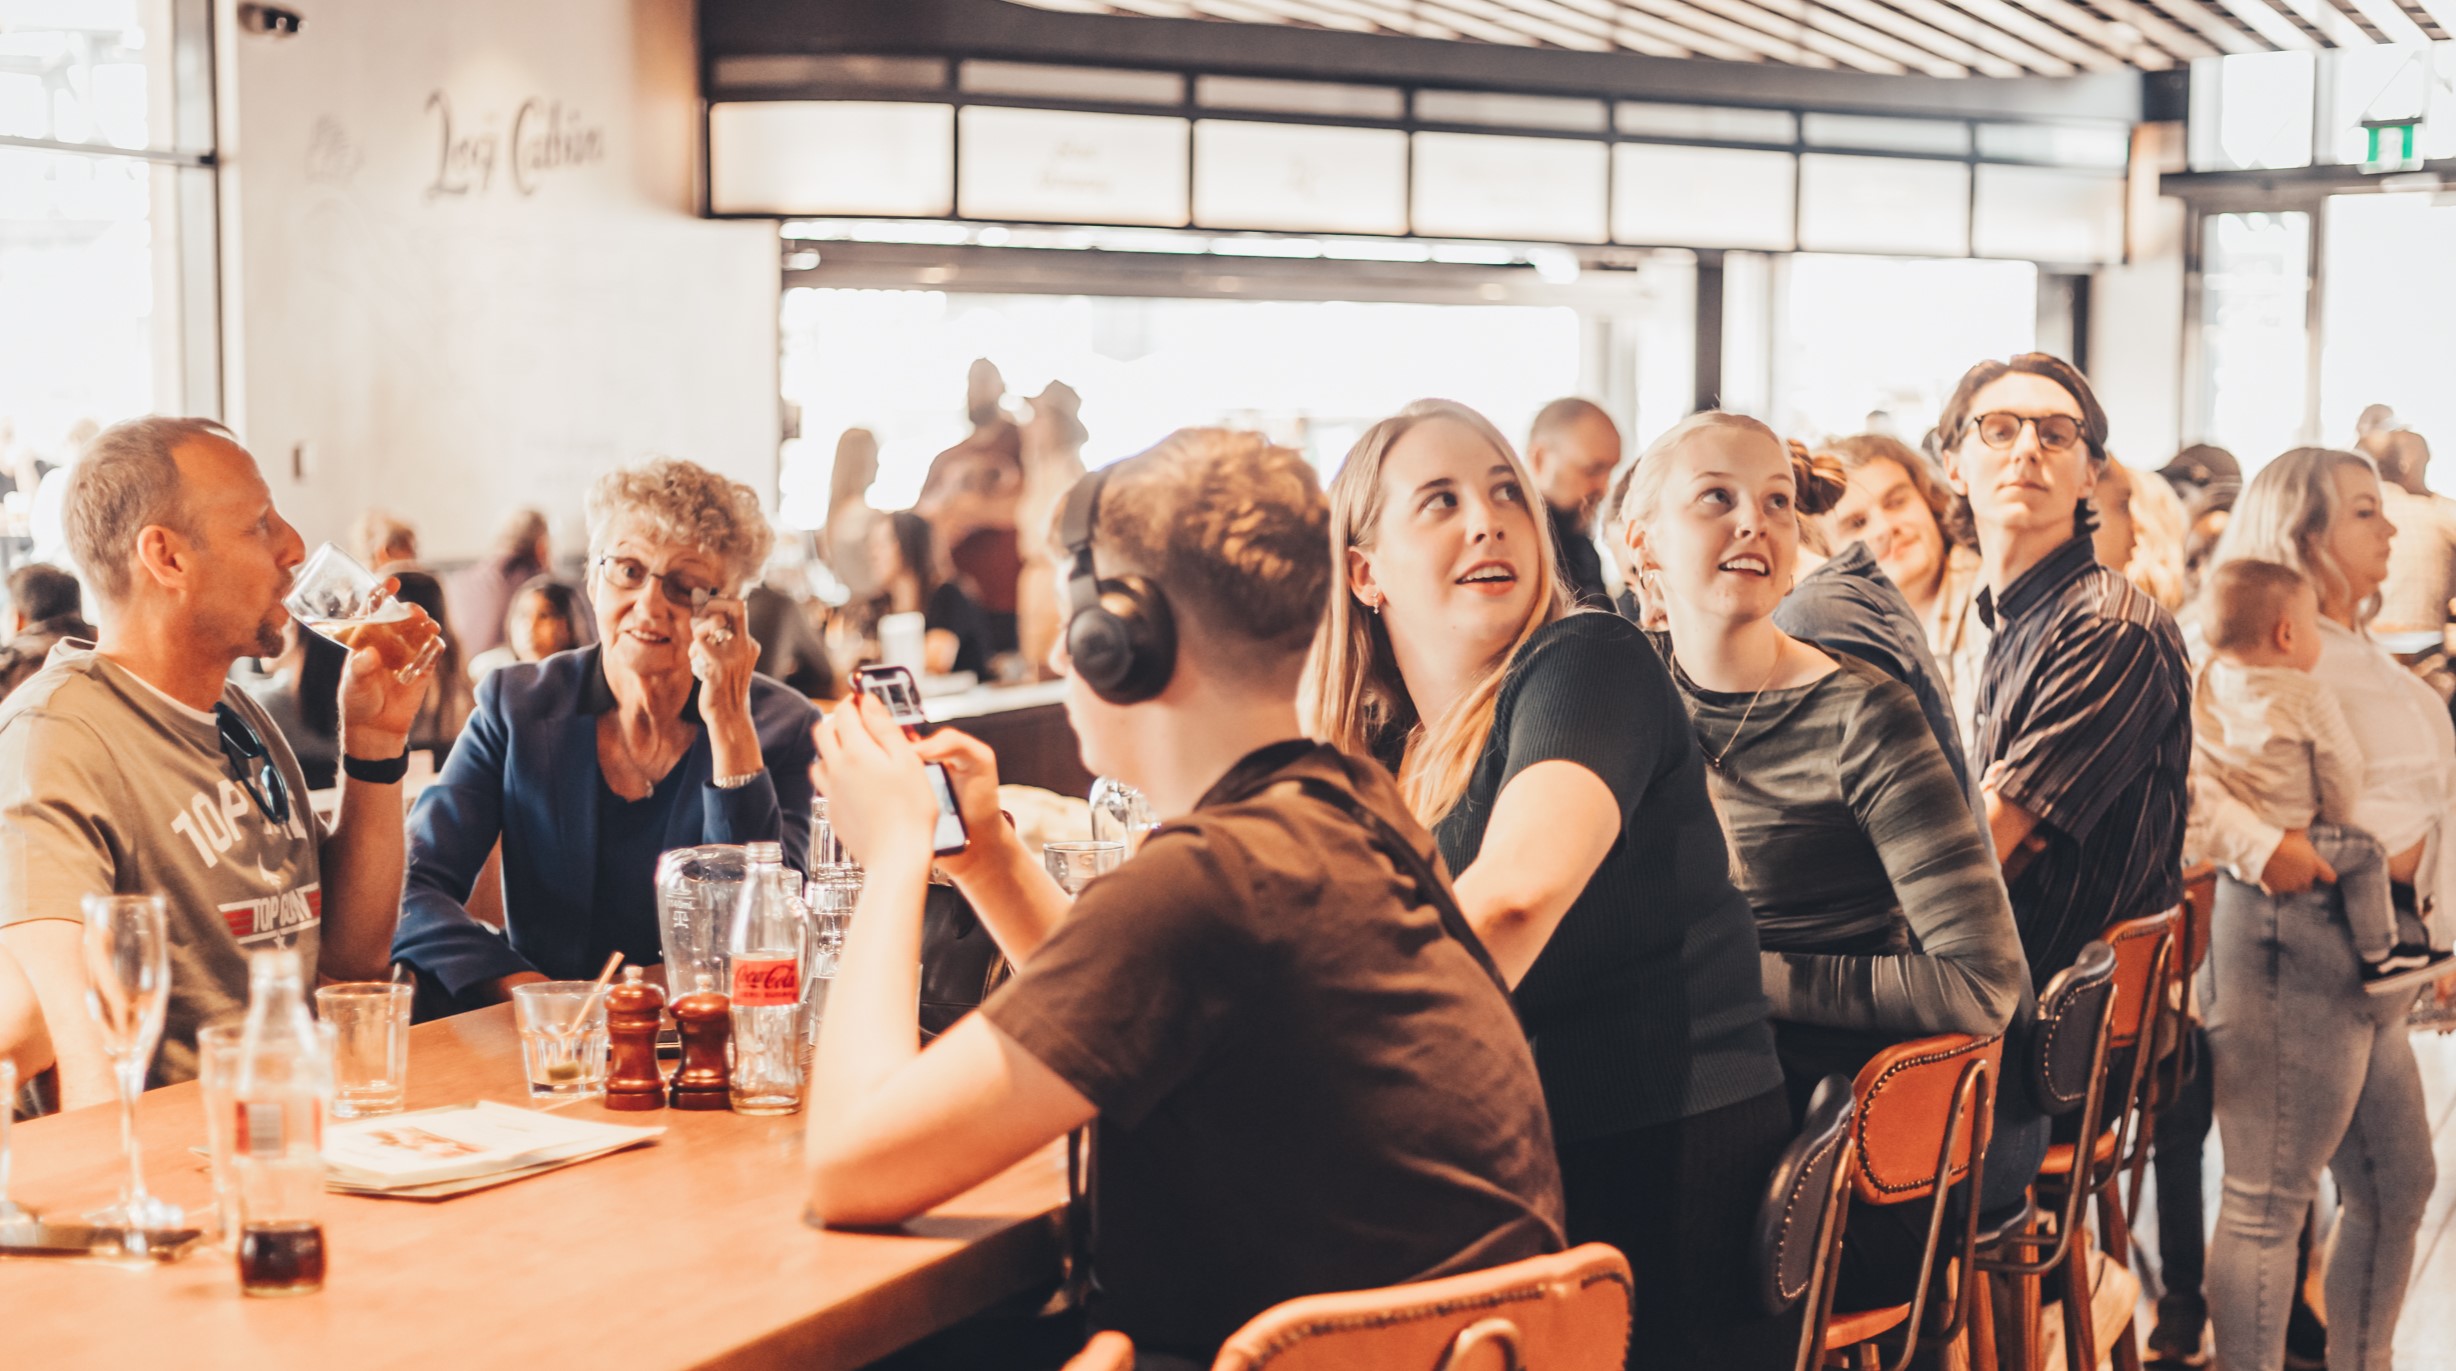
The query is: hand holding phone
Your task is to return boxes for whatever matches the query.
[853,665,968,856]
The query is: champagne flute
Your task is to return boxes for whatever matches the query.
[282,542,443,683]
[81,893,183,1232]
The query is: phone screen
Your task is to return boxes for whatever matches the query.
[926,762,968,855]
[857,667,926,729]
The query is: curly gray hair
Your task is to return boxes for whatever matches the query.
[584,457,773,591]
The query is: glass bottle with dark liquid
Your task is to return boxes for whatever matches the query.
[238,1220,327,1295]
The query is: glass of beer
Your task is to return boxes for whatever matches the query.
[282,543,443,682]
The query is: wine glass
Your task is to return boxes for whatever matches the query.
[1043,841,1125,898]
[1088,777,1156,853]
[282,542,443,683]
[80,893,183,1232]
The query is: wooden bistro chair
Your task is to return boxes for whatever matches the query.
[1063,1243,1635,1371]
[1966,941,2122,1371]
[1746,1074,1857,1371]
[2018,910,2177,1371]
[1824,1032,2003,1371]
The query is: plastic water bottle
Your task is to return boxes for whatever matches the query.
[727,841,807,1115]
[233,947,332,1295]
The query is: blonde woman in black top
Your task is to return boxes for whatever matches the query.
[1622,410,2031,1305]
[1308,398,1791,1370]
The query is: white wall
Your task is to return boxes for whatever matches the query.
[2087,123,2186,467]
[217,0,778,561]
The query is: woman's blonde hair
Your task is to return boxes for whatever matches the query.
[2120,463,2191,612]
[1304,399,1568,824]
[1614,411,1818,534]
[2207,446,2382,626]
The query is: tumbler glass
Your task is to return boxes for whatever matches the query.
[313,983,412,1118]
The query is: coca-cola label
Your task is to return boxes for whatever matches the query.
[731,958,799,1006]
[238,1101,285,1158]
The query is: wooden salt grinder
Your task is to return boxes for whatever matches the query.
[669,973,733,1110]
[604,966,666,1112]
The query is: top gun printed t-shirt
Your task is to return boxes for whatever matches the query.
[0,643,321,1087]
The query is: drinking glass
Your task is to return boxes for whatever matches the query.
[282,542,443,683]
[800,867,862,1066]
[314,983,412,1117]
[656,844,751,998]
[810,797,853,870]
[1088,777,1157,853]
[1043,841,1126,898]
[80,893,183,1231]
[511,981,609,1099]
[195,1023,246,1244]
[0,1057,34,1235]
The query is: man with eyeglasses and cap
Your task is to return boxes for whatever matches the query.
[0,416,438,1109]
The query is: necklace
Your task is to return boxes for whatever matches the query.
[1701,640,1785,772]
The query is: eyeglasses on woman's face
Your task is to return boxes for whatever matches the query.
[594,555,718,611]
[1968,411,2085,455]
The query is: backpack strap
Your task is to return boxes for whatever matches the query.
[1268,776,1512,998]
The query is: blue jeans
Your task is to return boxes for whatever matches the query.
[2201,874,2434,1371]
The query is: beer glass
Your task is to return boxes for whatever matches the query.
[283,542,443,682]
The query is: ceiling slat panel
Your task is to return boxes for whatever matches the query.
[1005,1,2378,74]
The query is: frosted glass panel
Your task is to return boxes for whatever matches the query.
[1414,89,1605,132]
[2188,52,2314,172]
[1613,144,1794,250]
[1797,154,1969,256]
[1616,102,1796,145]
[1976,122,2130,169]
[708,102,954,217]
[1195,75,1404,120]
[1411,132,1608,242]
[959,62,1183,106]
[1972,165,2124,264]
[1193,121,1407,234]
[1803,114,1971,156]
[957,106,1189,226]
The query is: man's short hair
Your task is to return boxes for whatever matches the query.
[2203,558,2308,653]
[1529,397,1613,445]
[1075,429,1329,688]
[8,563,82,626]
[62,416,231,602]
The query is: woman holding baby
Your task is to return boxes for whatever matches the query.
[2190,446,2452,1371]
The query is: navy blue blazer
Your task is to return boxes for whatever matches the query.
[393,647,818,997]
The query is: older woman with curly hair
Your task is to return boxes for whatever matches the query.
[394,459,818,1007]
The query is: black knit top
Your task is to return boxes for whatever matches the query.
[1419,612,1785,1141]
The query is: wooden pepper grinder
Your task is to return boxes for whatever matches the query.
[669,972,732,1111]
[604,966,666,1112]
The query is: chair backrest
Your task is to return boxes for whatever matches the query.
[1849,1032,2003,1206]
[1752,1073,1855,1317]
[1210,1242,1633,1371]
[2029,941,2120,1116]
[2101,909,2178,1052]
[2178,863,2216,976]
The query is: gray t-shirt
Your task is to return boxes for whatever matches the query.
[0,643,321,1087]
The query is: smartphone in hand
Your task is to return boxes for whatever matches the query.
[853,665,968,856]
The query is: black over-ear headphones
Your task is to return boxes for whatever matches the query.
[1057,465,1177,705]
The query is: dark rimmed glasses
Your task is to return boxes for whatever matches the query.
[1969,411,2086,455]
[595,555,717,611]
[214,703,293,826]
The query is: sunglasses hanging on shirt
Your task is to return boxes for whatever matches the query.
[213,703,293,827]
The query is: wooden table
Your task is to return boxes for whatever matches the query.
[1,1007,1067,1369]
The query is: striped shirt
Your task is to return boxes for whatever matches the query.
[1973,535,2191,984]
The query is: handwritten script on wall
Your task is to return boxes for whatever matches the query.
[426,90,606,198]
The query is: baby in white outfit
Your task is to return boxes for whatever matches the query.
[2193,560,2431,981]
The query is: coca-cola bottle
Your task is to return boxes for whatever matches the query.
[233,947,332,1296]
[727,841,807,1115]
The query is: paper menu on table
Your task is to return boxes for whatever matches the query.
[324,1102,662,1189]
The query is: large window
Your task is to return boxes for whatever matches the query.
[0,0,210,495]
[2191,211,2312,470]
[777,288,1585,526]
[2319,193,2456,489]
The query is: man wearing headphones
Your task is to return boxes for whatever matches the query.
[803,429,1565,1367]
